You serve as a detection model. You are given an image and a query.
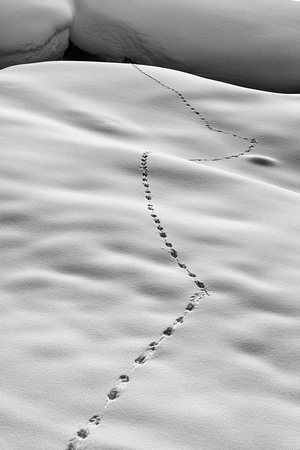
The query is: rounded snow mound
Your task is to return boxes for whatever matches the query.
[0,0,72,69]
[0,0,300,92]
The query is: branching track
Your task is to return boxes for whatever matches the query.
[66,65,258,449]
[132,64,258,162]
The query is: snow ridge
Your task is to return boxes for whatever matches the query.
[132,64,258,162]
[67,65,259,449]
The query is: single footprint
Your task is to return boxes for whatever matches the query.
[77,428,89,439]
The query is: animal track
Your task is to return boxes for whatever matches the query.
[89,414,101,425]
[107,375,130,402]
[132,64,258,162]
[66,65,259,449]
[67,294,207,448]
[141,151,210,296]
[66,152,209,449]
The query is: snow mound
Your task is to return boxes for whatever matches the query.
[0,61,299,449]
[0,0,72,69]
[70,0,300,92]
[1,0,300,91]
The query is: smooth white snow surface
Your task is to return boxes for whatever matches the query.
[0,61,299,450]
[1,0,300,91]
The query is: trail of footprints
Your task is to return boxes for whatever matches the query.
[67,151,209,449]
[132,64,258,161]
[67,65,258,449]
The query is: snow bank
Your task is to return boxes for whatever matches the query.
[1,0,300,91]
[0,61,299,449]
[0,0,72,69]
[70,0,300,92]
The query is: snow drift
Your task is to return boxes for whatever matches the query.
[1,0,300,91]
[0,61,299,449]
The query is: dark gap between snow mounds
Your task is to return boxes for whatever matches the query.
[62,40,136,64]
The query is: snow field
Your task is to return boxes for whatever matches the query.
[0,61,299,449]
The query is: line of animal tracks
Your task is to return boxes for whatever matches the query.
[66,65,258,449]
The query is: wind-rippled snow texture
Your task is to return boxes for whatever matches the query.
[1,0,300,91]
[0,62,299,449]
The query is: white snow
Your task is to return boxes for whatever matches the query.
[0,60,299,450]
[1,0,300,91]
[70,0,300,92]
[0,0,72,68]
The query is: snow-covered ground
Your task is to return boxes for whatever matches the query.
[1,0,300,449]
[1,0,300,91]
[1,60,299,449]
